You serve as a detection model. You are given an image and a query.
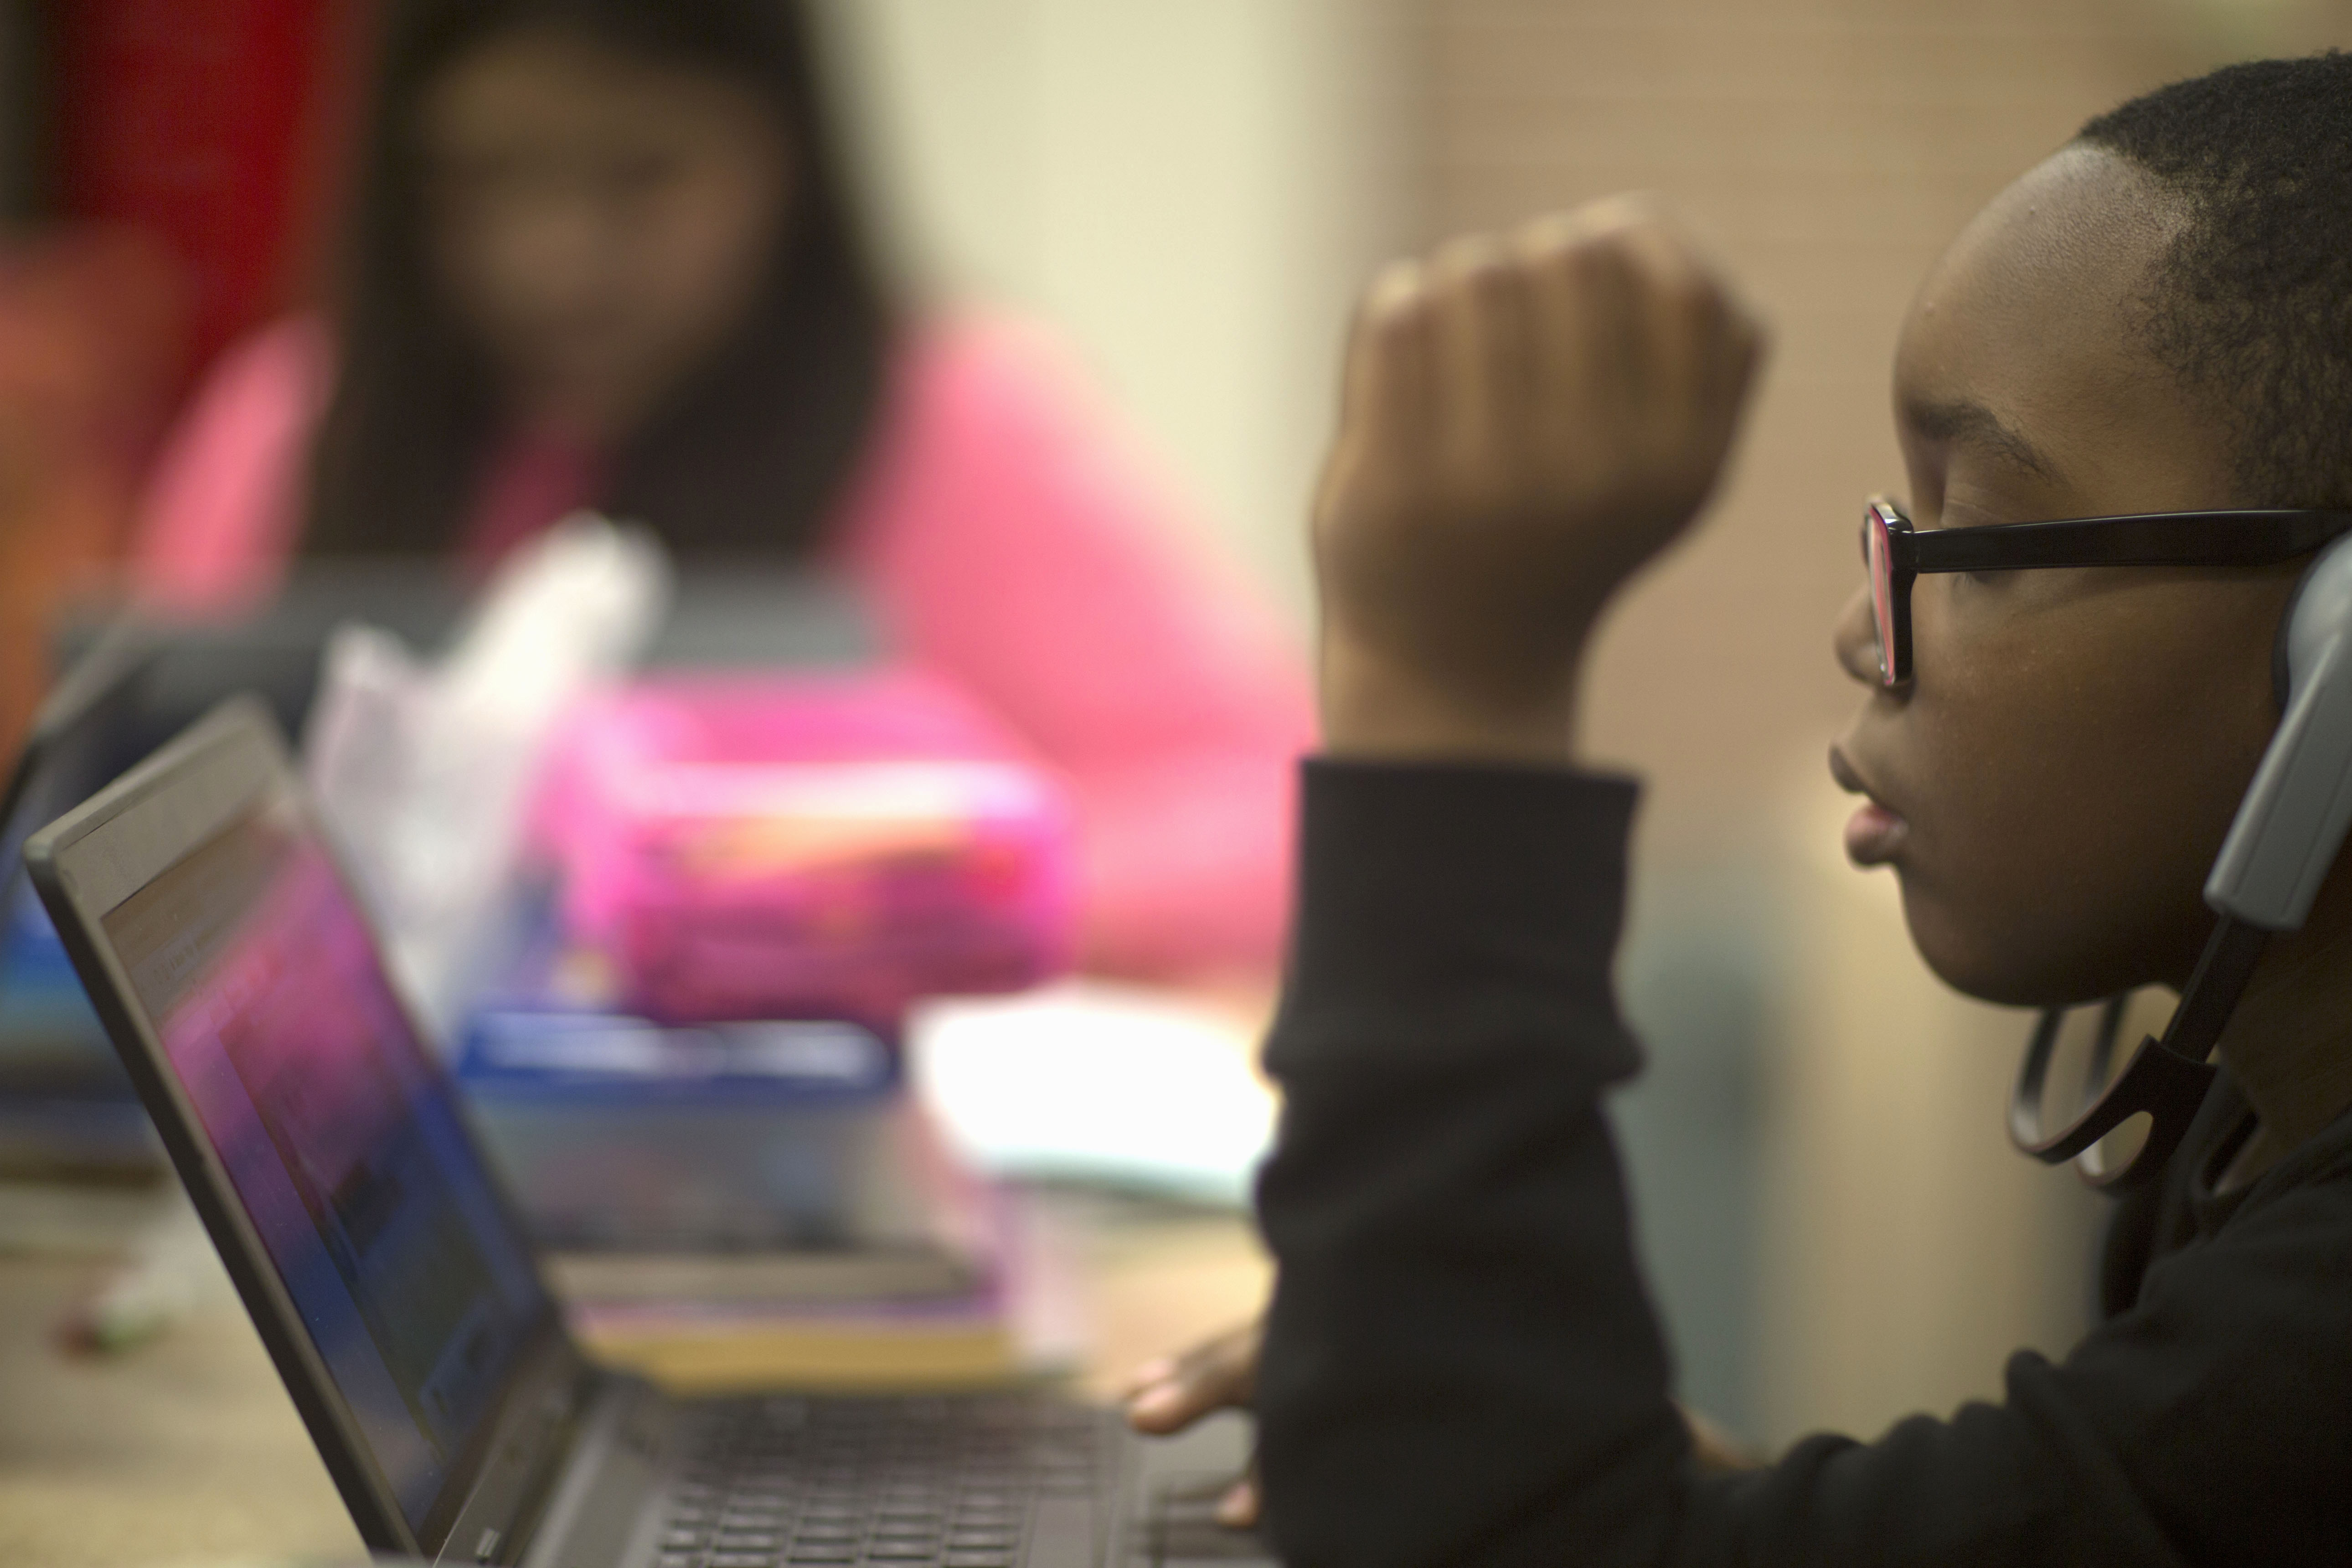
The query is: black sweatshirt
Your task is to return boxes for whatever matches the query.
[1254,761,2352,1568]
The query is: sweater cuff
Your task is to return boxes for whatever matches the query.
[1270,757,1642,1077]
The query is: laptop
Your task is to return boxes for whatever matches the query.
[0,586,485,1181]
[52,561,882,722]
[22,700,1264,1568]
[0,629,177,1176]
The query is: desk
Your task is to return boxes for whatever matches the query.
[0,1195,1269,1568]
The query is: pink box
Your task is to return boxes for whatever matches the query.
[539,671,1078,1024]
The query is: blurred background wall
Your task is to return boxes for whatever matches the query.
[810,0,1421,624]
[15,0,2352,1449]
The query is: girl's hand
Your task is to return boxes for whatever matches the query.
[1314,197,1765,763]
[1122,1318,1264,1527]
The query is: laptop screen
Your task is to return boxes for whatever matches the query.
[100,792,549,1531]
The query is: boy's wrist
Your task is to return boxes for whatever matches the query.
[1317,628,1586,766]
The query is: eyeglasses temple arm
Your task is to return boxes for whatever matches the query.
[1909,511,2352,573]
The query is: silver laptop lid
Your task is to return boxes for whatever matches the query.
[23,700,567,1558]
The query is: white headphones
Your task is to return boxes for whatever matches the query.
[2012,530,2352,1186]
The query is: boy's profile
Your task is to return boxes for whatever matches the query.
[1129,52,2352,1564]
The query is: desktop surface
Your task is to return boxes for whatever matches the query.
[0,1191,1268,1568]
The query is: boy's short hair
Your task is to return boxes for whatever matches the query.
[2077,54,2352,509]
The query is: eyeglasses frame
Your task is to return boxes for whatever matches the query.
[1861,497,2352,687]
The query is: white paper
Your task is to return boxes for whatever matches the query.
[908,982,1277,1207]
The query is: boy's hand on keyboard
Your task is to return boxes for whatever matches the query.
[1123,1316,1758,1524]
[1313,197,1764,763]
[1122,1318,1262,1528]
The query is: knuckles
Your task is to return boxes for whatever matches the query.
[1357,258,1431,335]
[1313,196,1766,725]
[1362,209,1758,386]
[1322,194,1764,573]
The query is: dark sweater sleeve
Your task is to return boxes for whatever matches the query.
[1255,759,1683,1568]
[1253,759,2352,1568]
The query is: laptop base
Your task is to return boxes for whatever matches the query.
[526,1385,1263,1568]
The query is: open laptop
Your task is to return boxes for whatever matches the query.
[0,587,480,1181]
[0,629,175,1176]
[52,561,882,713]
[22,700,1263,1568]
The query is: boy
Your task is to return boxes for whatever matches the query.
[1130,54,2352,1565]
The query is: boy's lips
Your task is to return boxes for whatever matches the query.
[1828,745,1910,867]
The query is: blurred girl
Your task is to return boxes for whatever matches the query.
[129,0,1310,980]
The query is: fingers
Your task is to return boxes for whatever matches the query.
[1514,211,1651,495]
[1335,197,1763,517]
[1122,1320,1261,1434]
[1608,205,1767,448]
[1120,1356,1188,1428]
[1336,259,1434,477]
[1124,1323,1265,1537]
[1425,233,1536,500]
[1534,202,1757,449]
[1680,1403,1764,1474]
[1123,1367,1220,1432]
[1215,1466,1260,1529]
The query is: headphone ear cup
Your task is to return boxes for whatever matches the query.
[2274,562,2312,715]
[2279,531,2352,706]
[2212,530,2352,929]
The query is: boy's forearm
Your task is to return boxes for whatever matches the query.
[1318,628,1585,767]
[1256,199,1759,1568]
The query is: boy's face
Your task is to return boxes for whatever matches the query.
[1831,144,2302,1008]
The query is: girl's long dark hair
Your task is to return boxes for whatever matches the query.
[304,0,890,561]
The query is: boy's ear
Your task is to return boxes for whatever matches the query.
[2212,531,2352,932]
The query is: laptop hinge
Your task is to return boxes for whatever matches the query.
[433,1337,607,1565]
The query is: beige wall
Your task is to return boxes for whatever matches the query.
[811,0,1422,626]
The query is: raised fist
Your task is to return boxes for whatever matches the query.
[1313,198,1765,760]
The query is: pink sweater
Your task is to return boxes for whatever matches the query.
[129,315,1312,980]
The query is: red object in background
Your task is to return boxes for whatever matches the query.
[53,0,363,389]
[0,227,187,754]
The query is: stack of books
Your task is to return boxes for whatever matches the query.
[445,669,1095,1393]
[454,1001,1082,1394]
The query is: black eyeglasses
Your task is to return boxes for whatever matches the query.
[1860,498,2352,687]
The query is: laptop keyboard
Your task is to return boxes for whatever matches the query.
[655,1395,1114,1568]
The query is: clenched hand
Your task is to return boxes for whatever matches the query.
[1314,197,1765,763]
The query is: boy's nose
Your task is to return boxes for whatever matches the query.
[1832,583,1883,687]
